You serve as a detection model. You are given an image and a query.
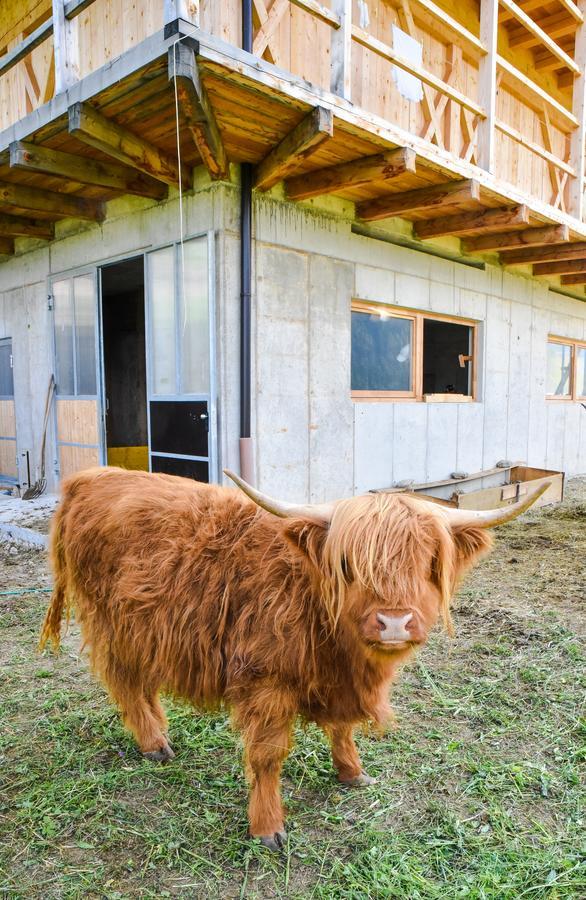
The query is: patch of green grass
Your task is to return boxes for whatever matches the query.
[0,491,585,898]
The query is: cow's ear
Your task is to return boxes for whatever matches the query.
[451,524,493,572]
[283,518,328,568]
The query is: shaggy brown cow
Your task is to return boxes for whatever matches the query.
[39,466,547,849]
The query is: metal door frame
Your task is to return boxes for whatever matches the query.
[0,336,18,485]
[144,229,218,482]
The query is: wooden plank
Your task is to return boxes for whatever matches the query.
[533,258,586,275]
[0,180,105,221]
[52,0,79,93]
[253,0,290,57]
[285,148,416,200]
[495,118,575,176]
[411,0,486,54]
[0,440,18,478]
[560,272,586,284]
[569,0,586,218]
[0,18,53,78]
[0,401,16,438]
[59,444,99,478]
[415,204,529,239]
[254,106,333,191]
[463,224,570,252]
[499,0,580,74]
[0,213,54,239]
[477,0,498,171]
[56,398,98,444]
[330,0,352,99]
[350,24,486,119]
[558,0,584,23]
[68,101,190,187]
[290,0,341,28]
[0,238,15,255]
[497,56,578,129]
[64,0,97,19]
[357,179,480,222]
[508,12,578,48]
[168,42,229,181]
[500,241,586,265]
[9,140,168,199]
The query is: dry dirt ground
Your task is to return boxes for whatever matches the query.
[0,482,584,899]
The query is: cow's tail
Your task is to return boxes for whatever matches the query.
[39,502,71,652]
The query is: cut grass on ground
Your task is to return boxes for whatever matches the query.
[0,481,585,898]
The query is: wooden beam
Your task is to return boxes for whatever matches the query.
[569,0,586,218]
[415,204,529,239]
[463,224,569,253]
[357,180,480,222]
[500,241,586,265]
[68,102,190,188]
[168,43,229,181]
[533,258,586,275]
[285,148,416,200]
[351,24,486,118]
[497,56,579,129]
[0,238,15,255]
[560,272,586,284]
[499,0,580,74]
[0,213,54,239]
[0,18,53,78]
[64,0,98,19]
[411,0,486,54]
[0,181,105,221]
[508,12,578,48]
[254,107,334,192]
[477,0,498,171]
[52,0,80,93]
[9,141,167,200]
[290,0,341,27]
[330,0,352,99]
[495,118,575,176]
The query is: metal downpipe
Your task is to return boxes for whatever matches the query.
[239,0,254,483]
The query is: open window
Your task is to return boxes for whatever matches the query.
[351,301,477,401]
[546,336,586,401]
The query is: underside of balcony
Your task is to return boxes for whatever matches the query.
[0,18,585,298]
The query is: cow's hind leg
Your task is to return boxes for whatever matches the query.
[326,724,376,786]
[102,659,174,763]
[235,695,294,851]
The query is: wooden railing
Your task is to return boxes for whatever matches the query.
[0,0,585,220]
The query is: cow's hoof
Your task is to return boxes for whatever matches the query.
[257,830,287,852]
[143,743,175,764]
[340,771,376,787]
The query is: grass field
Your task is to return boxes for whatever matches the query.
[0,483,585,899]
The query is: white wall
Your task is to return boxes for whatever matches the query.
[243,193,586,499]
[0,178,585,498]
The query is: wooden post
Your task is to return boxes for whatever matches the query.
[163,0,199,26]
[477,0,498,172]
[52,0,79,93]
[569,0,586,219]
[330,0,352,99]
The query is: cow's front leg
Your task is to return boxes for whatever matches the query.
[326,723,376,786]
[236,697,294,851]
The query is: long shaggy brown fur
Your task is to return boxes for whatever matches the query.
[39,466,492,844]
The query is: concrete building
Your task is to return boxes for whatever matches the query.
[0,0,585,500]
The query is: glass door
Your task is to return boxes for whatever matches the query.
[0,338,17,485]
[51,272,101,479]
[145,233,216,482]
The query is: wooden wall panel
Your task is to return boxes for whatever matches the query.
[0,439,17,477]
[76,0,163,80]
[59,444,99,478]
[0,399,16,438]
[56,399,98,445]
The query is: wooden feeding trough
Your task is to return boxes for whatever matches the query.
[378,463,564,510]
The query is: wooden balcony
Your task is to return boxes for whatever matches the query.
[1,0,586,294]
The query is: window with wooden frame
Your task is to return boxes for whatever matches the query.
[546,336,586,401]
[351,302,477,402]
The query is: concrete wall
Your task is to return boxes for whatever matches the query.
[240,191,586,500]
[0,174,585,499]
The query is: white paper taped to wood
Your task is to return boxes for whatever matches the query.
[391,25,423,103]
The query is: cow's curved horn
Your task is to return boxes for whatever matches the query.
[427,481,552,529]
[224,470,335,526]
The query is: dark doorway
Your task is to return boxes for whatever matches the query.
[100,257,148,470]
